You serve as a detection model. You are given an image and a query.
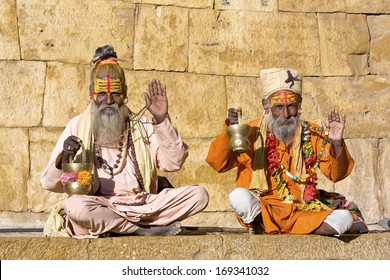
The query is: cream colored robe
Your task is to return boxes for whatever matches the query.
[41,113,209,238]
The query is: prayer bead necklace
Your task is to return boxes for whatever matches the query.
[94,122,129,177]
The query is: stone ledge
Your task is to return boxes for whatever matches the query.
[1,231,389,260]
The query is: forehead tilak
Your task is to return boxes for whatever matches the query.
[94,74,123,93]
[269,91,300,106]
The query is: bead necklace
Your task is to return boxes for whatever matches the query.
[94,121,129,177]
[127,127,145,191]
[266,122,329,210]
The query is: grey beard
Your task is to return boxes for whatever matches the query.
[92,103,129,144]
[268,115,300,143]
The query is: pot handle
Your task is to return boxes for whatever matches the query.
[68,142,86,164]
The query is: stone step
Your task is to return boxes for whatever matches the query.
[1,228,390,260]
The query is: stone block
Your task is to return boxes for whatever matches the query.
[368,15,390,75]
[215,0,276,11]
[1,234,390,260]
[0,128,29,211]
[0,61,45,127]
[279,0,390,13]
[182,211,240,228]
[42,62,91,127]
[124,71,226,138]
[135,0,213,9]
[28,128,68,212]
[17,0,134,66]
[226,76,263,122]
[0,211,47,228]
[134,5,189,71]
[29,126,64,143]
[223,234,390,259]
[318,13,369,76]
[0,0,20,59]
[334,139,381,224]
[89,235,224,260]
[189,10,320,76]
[0,237,90,259]
[379,139,390,218]
[302,76,390,139]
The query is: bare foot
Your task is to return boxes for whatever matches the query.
[132,221,182,236]
[312,222,339,236]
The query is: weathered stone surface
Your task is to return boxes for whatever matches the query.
[0,237,90,259]
[379,139,390,218]
[42,62,91,127]
[368,15,390,75]
[89,235,224,260]
[0,0,20,59]
[0,211,47,228]
[222,234,390,259]
[302,76,390,139]
[0,128,29,211]
[0,235,225,260]
[279,0,390,14]
[134,5,189,71]
[136,0,213,8]
[28,128,68,213]
[17,0,134,65]
[30,126,64,143]
[124,71,226,138]
[182,211,240,228]
[318,13,369,76]
[0,61,46,127]
[189,10,320,76]
[1,234,390,260]
[334,139,381,224]
[226,76,263,122]
[215,0,276,11]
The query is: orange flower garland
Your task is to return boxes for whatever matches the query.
[77,170,93,186]
[266,122,329,211]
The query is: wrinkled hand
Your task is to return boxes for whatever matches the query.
[227,107,242,125]
[323,109,346,143]
[144,78,168,124]
[62,136,82,164]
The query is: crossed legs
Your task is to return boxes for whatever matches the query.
[228,187,353,236]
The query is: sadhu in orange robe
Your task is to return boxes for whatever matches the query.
[206,118,356,234]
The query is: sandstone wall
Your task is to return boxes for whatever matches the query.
[0,0,389,229]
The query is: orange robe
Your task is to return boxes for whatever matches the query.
[206,119,355,234]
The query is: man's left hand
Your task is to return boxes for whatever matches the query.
[144,78,168,124]
[325,108,345,144]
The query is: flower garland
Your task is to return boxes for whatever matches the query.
[265,122,329,211]
[60,169,93,186]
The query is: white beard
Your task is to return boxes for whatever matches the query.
[268,115,300,143]
[92,103,129,144]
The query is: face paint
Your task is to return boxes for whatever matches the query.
[93,74,123,96]
[269,91,301,107]
[107,74,111,94]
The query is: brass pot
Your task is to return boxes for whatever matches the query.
[62,162,93,174]
[61,143,93,196]
[226,124,251,153]
[63,182,92,196]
